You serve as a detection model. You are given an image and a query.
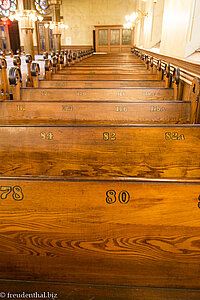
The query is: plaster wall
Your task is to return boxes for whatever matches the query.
[160,0,193,58]
[61,0,137,45]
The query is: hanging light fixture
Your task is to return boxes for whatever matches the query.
[123,9,148,29]
[9,10,44,27]
[44,21,68,31]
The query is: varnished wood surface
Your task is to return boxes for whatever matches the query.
[72,63,145,66]
[66,65,147,69]
[57,69,151,74]
[134,46,200,76]
[0,178,200,288]
[20,88,174,101]
[0,101,191,124]
[39,79,166,88]
[1,280,200,300]
[52,73,160,80]
[0,125,199,179]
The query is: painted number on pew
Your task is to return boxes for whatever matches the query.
[40,132,54,140]
[117,91,126,97]
[17,105,25,111]
[41,91,51,96]
[0,186,24,201]
[143,91,156,97]
[116,106,128,112]
[62,105,73,111]
[106,190,130,204]
[77,91,87,96]
[103,132,116,141]
[150,105,166,112]
[165,132,185,140]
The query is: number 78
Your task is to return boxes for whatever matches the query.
[0,186,24,201]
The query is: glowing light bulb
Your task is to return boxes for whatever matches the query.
[125,15,130,22]
[38,16,43,22]
[49,23,55,30]
[9,14,15,21]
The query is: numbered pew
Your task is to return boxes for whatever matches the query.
[19,87,174,101]
[58,68,151,75]
[52,73,162,80]
[0,100,192,125]
[39,79,166,88]
[0,176,200,289]
[0,125,199,180]
[63,64,147,70]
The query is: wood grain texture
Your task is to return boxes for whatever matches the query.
[39,80,166,88]
[52,74,160,80]
[0,178,199,288]
[65,65,147,69]
[20,88,174,101]
[57,69,151,74]
[134,46,200,77]
[0,280,200,300]
[0,101,191,124]
[0,125,199,179]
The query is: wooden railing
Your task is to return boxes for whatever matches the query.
[132,46,200,123]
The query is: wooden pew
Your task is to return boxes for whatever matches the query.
[64,65,147,70]
[0,176,199,289]
[58,68,150,74]
[0,125,199,179]
[8,67,22,101]
[51,73,162,80]
[13,55,21,71]
[25,54,33,87]
[131,47,200,102]
[39,79,166,88]
[0,100,191,124]
[19,87,174,101]
[1,279,200,300]
[1,50,200,294]
[0,58,9,100]
[30,62,40,88]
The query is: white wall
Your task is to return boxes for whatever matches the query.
[185,0,200,57]
[61,0,137,45]
[134,0,164,49]
[160,0,194,58]
[134,0,200,59]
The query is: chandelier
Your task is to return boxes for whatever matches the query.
[124,0,158,29]
[44,21,68,31]
[123,12,138,29]
[123,10,148,29]
[9,10,44,26]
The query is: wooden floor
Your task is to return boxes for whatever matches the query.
[0,51,200,299]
